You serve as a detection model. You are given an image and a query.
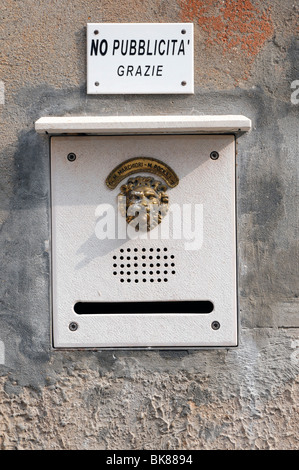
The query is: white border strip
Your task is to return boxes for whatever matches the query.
[35,115,251,135]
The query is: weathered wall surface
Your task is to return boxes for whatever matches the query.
[0,0,298,449]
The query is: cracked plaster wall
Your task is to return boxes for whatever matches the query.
[0,0,298,450]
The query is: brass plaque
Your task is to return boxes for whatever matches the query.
[105,157,179,190]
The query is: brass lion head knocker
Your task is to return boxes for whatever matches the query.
[105,157,179,232]
[118,176,169,232]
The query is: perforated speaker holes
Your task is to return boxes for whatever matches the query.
[112,248,176,283]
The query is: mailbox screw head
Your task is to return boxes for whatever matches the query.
[211,321,220,330]
[67,153,76,162]
[69,322,78,332]
[210,151,219,160]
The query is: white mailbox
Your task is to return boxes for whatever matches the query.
[35,115,251,349]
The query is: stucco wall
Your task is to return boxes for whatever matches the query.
[0,0,298,449]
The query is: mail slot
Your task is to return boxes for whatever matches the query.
[73,301,214,315]
[35,115,251,348]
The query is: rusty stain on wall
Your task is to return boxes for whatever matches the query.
[180,0,274,80]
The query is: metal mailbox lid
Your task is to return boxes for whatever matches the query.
[35,115,252,135]
[51,134,237,348]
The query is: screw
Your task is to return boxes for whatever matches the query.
[210,151,219,160]
[94,30,99,35]
[181,81,187,86]
[181,29,186,34]
[95,81,99,86]
[69,322,78,332]
[211,321,220,330]
[67,153,76,162]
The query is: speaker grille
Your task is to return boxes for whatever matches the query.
[112,247,176,283]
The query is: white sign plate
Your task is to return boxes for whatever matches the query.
[87,23,194,94]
